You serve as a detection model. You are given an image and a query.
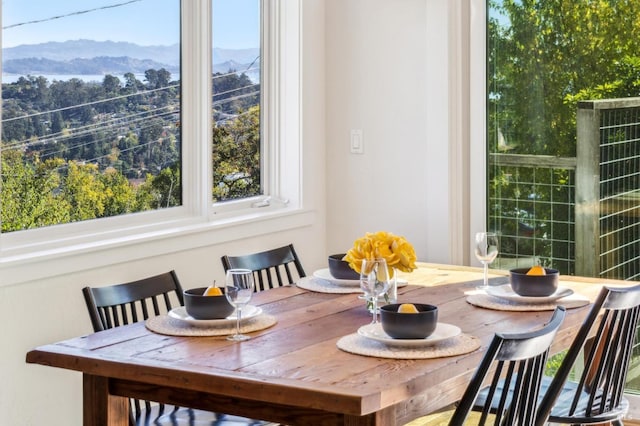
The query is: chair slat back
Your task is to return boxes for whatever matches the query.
[82,271,184,424]
[83,270,184,332]
[535,284,640,426]
[221,244,306,292]
[449,306,566,426]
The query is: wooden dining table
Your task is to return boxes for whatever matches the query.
[26,263,609,426]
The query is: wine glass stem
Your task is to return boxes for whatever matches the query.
[372,293,378,323]
[236,308,242,336]
[483,263,489,288]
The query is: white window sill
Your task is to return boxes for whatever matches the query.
[0,207,316,287]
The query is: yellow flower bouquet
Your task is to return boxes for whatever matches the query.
[344,231,417,308]
[344,231,417,276]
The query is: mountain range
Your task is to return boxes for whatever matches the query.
[2,39,259,77]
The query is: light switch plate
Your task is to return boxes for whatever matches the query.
[350,129,363,154]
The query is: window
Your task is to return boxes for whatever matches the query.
[1,0,182,232]
[212,0,262,202]
[0,0,303,279]
[485,0,640,408]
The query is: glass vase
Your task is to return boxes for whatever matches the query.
[365,267,397,313]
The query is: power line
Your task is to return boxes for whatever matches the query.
[2,68,256,125]
[215,108,256,126]
[2,1,143,30]
[243,56,260,74]
[2,89,258,153]
[2,74,259,161]
[3,75,258,125]
[213,66,260,81]
[2,83,179,123]
[213,82,260,100]
[213,90,260,107]
[2,103,176,152]
[38,110,178,159]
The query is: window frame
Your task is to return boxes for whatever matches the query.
[468,0,487,264]
[0,0,308,286]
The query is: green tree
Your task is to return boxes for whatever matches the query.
[61,161,106,221]
[151,163,181,208]
[101,74,124,113]
[212,106,261,201]
[100,167,136,216]
[133,173,158,211]
[490,0,640,156]
[124,72,144,92]
[51,110,64,134]
[1,149,70,231]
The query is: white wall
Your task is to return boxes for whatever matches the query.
[1,1,464,424]
[325,0,455,263]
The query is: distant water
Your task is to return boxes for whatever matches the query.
[1,73,165,84]
[0,70,259,84]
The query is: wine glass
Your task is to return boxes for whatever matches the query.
[360,258,390,324]
[224,268,255,341]
[475,232,499,291]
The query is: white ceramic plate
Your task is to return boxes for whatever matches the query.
[168,305,263,327]
[357,322,462,348]
[486,284,574,304]
[313,268,361,286]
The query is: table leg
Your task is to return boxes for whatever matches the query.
[343,407,396,425]
[83,374,129,426]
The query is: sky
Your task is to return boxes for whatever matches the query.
[1,0,259,48]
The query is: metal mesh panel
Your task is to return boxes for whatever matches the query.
[598,106,640,280]
[488,155,576,273]
[596,105,640,393]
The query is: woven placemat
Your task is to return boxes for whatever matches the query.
[146,314,277,337]
[297,276,362,293]
[297,276,409,294]
[466,294,590,312]
[336,333,480,359]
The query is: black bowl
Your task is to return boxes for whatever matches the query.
[184,287,235,320]
[328,253,360,280]
[509,268,559,297]
[380,303,438,339]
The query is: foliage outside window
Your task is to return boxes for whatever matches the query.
[488,0,640,270]
[1,0,262,233]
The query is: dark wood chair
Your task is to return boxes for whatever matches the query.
[449,306,566,425]
[534,284,640,426]
[82,270,273,426]
[221,243,306,292]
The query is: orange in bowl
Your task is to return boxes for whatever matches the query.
[526,265,546,276]
[203,286,223,296]
[398,303,420,313]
